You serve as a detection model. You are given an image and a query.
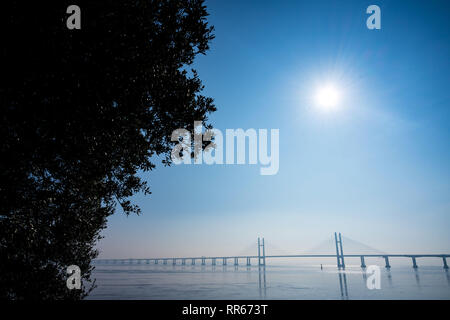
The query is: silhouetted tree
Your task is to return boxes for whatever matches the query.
[0,0,215,299]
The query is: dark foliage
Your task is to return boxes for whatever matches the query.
[0,0,215,299]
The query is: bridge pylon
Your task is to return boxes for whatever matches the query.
[258,237,266,267]
[334,232,345,269]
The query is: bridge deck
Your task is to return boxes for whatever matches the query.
[96,253,450,261]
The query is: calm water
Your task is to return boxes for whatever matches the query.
[87,262,450,300]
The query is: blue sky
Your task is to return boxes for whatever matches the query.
[98,0,450,258]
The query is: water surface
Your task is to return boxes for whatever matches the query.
[88,263,450,299]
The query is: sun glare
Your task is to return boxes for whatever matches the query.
[315,84,342,111]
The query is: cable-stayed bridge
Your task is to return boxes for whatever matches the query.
[95,233,450,270]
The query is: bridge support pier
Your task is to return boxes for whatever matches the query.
[163,259,167,265]
[173,259,176,265]
[412,257,418,268]
[223,258,227,266]
[234,257,238,266]
[182,259,186,265]
[246,257,251,266]
[201,258,206,265]
[443,257,449,269]
[384,256,391,269]
[191,259,195,265]
[212,258,216,266]
[360,256,366,268]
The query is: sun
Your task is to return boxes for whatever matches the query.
[315,84,342,111]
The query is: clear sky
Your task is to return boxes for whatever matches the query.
[97,0,450,259]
